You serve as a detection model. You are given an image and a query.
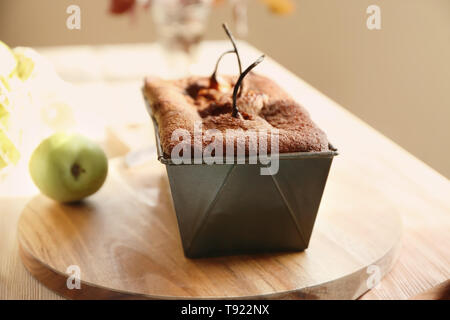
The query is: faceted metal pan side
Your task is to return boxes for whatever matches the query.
[146,103,338,258]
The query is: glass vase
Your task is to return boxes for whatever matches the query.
[151,0,212,77]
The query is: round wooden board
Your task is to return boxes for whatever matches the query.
[18,157,402,300]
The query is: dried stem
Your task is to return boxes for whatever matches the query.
[210,50,234,89]
[209,23,264,118]
[209,23,244,93]
[222,23,242,76]
[232,55,265,118]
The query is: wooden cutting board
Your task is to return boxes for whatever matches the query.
[18,156,402,300]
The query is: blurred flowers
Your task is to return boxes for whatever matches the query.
[0,41,77,180]
[110,0,151,15]
[109,0,294,16]
[0,41,28,174]
[260,0,294,15]
[108,0,294,75]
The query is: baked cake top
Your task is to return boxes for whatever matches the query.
[143,73,329,157]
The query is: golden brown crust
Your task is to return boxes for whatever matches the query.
[143,73,329,156]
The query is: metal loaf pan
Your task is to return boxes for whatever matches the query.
[145,100,338,258]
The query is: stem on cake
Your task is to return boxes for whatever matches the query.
[232,55,265,118]
[223,23,242,76]
[210,50,234,89]
[209,23,243,94]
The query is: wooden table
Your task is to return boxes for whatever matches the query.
[0,41,448,300]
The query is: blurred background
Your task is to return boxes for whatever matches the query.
[0,0,449,178]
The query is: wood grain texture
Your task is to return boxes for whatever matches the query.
[18,157,401,300]
[410,280,450,300]
[1,42,449,299]
[0,197,62,300]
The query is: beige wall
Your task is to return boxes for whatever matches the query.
[1,0,449,178]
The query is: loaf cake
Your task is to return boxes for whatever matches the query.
[143,73,329,157]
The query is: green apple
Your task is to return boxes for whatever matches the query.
[29,133,108,203]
